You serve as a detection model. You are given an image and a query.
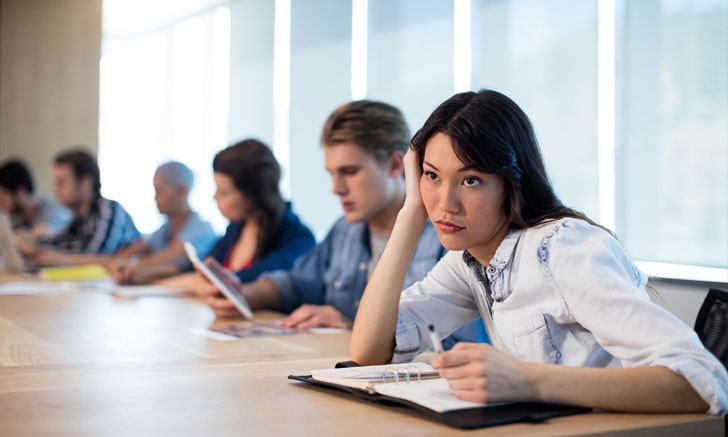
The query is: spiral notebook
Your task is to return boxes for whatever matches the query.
[309,363,498,413]
[289,362,590,429]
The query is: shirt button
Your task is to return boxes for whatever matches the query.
[487,266,496,275]
[334,280,342,289]
[359,262,367,271]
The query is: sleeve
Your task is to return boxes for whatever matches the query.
[173,219,218,271]
[393,250,481,363]
[177,218,218,255]
[260,230,332,314]
[545,220,728,415]
[146,225,166,253]
[234,223,316,284]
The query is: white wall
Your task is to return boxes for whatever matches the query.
[228,0,275,146]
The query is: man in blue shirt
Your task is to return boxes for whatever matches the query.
[202,101,479,344]
[110,161,218,284]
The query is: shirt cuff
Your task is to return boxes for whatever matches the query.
[260,270,301,314]
[392,312,424,364]
[651,356,728,415]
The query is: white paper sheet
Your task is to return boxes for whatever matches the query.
[112,284,189,298]
[374,377,503,413]
[0,281,77,295]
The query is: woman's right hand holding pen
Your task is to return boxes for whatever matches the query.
[430,342,538,404]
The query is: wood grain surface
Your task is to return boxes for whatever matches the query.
[0,279,723,436]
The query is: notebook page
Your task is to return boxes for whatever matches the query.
[374,378,506,413]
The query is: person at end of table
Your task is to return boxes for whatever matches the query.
[0,159,71,245]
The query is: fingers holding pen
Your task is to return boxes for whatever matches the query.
[431,342,538,403]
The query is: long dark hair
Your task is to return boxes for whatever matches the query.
[411,90,607,233]
[213,139,285,259]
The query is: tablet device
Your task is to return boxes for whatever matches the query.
[184,241,254,319]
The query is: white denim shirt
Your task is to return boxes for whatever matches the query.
[394,218,728,415]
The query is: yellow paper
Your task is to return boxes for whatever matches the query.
[40,264,109,281]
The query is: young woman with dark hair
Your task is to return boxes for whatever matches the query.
[160,139,315,292]
[350,90,728,414]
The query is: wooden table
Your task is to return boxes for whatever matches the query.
[0,285,724,436]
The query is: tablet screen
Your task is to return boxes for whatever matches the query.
[184,242,254,319]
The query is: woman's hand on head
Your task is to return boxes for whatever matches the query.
[430,342,538,404]
[401,148,428,221]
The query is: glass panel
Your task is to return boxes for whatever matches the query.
[288,0,353,238]
[98,7,230,234]
[616,0,728,268]
[367,0,455,131]
[471,0,600,220]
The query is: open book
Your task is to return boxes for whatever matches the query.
[290,363,590,429]
[311,363,497,413]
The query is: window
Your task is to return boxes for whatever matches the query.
[470,0,600,221]
[99,1,230,234]
[99,0,726,280]
[616,0,727,278]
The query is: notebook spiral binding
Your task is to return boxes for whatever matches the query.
[382,365,424,383]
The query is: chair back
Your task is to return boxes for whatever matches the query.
[694,288,728,370]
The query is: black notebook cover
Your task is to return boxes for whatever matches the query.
[288,374,591,430]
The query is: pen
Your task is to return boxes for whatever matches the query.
[428,324,444,353]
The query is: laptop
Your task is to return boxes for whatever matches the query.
[0,212,25,273]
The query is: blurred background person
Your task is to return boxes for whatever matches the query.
[0,159,71,244]
[109,161,217,284]
[158,139,316,294]
[25,149,141,265]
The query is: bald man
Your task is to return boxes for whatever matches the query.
[110,162,217,284]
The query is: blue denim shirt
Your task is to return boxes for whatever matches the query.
[264,217,481,346]
[206,203,316,283]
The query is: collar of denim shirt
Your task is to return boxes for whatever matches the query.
[462,227,522,302]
